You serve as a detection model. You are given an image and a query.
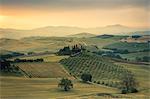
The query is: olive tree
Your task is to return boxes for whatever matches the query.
[58,78,73,91]
[81,73,92,82]
[121,74,138,94]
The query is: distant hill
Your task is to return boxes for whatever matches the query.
[129,31,150,36]
[0,36,120,53]
[68,33,96,38]
[96,34,114,38]
[0,38,35,52]
[121,35,150,43]
[0,25,149,39]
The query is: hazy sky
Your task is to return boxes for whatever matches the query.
[0,0,149,29]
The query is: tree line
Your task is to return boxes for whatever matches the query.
[136,56,150,62]
[0,59,11,71]
[0,59,21,75]
[0,52,24,60]
[14,58,44,63]
[58,73,138,94]
[57,44,85,56]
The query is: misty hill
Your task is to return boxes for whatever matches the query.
[0,35,122,53]
[0,25,149,39]
[0,38,35,52]
[68,32,96,38]
[0,49,14,56]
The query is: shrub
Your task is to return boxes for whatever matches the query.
[102,81,104,84]
[97,81,100,84]
[121,89,127,94]
[130,87,138,93]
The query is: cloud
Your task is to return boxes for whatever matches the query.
[1,0,149,10]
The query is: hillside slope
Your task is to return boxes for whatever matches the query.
[60,52,132,88]
[0,36,122,52]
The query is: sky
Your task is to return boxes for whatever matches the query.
[0,0,149,29]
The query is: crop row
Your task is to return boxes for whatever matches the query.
[60,53,132,88]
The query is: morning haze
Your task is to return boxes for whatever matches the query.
[0,0,150,99]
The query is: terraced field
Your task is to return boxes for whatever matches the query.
[60,53,132,87]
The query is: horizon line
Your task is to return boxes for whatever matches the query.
[0,24,149,30]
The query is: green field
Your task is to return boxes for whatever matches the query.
[120,51,150,61]
[115,62,150,96]
[103,42,150,52]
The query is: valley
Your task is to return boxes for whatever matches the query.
[0,33,150,99]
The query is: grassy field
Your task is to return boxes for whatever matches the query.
[1,76,149,99]
[0,76,119,99]
[103,42,150,52]
[13,54,69,62]
[120,51,150,61]
[0,36,122,53]
[121,35,150,43]
[114,62,150,96]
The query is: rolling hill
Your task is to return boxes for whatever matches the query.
[0,38,36,52]
[0,25,149,39]
[60,52,132,88]
[103,42,150,52]
[68,33,96,38]
[121,35,150,43]
[1,40,149,98]
[0,36,122,53]
[0,49,14,56]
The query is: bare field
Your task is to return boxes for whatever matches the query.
[14,62,71,78]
